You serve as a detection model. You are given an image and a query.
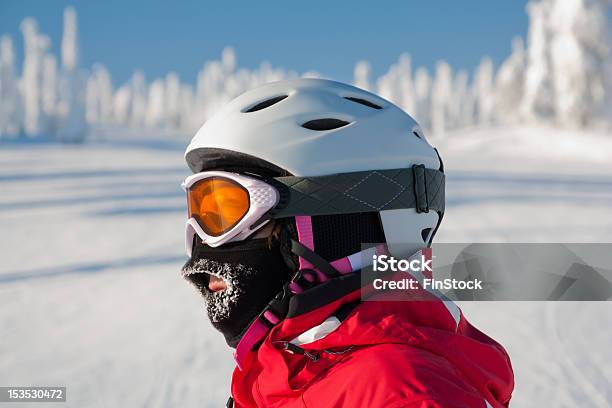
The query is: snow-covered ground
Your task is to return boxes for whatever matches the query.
[1,126,611,407]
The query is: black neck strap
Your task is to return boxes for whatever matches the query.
[290,239,339,279]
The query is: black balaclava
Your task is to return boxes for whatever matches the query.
[181,213,385,348]
[182,234,292,347]
[181,151,295,348]
[180,149,387,347]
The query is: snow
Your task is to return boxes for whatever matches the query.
[0,133,233,407]
[435,126,612,405]
[1,126,611,407]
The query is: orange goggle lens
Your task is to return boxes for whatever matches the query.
[187,177,250,237]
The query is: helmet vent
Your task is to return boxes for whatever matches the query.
[243,95,288,112]
[344,96,382,110]
[301,118,350,131]
[413,131,423,139]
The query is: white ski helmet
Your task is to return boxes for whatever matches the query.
[185,78,444,252]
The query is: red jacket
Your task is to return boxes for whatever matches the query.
[231,276,514,408]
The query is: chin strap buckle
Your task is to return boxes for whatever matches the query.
[289,269,317,293]
[412,164,429,214]
[257,284,291,329]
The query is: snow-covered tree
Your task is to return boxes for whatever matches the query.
[86,64,113,124]
[20,18,48,137]
[353,60,372,91]
[375,54,415,115]
[430,61,453,135]
[164,72,182,129]
[112,84,131,125]
[494,37,526,122]
[413,67,432,129]
[61,7,77,71]
[0,36,22,138]
[519,0,611,126]
[178,84,195,131]
[396,55,416,116]
[3,3,612,140]
[221,47,236,74]
[548,0,610,127]
[521,0,555,121]
[145,79,165,128]
[41,53,58,134]
[195,59,225,123]
[473,57,495,125]
[56,7,87,142]
[128,70,147,128]
[451,69,473,128]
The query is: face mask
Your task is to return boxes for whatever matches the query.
[182,238,292,347]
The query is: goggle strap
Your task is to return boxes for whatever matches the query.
[270,166,445,218]
[248,213,272,232]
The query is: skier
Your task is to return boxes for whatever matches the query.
[181,79,514,407]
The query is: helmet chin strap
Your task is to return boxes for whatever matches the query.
[232,238,376,370]
[233,211,389,371]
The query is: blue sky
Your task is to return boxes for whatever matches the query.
[1,1,533,85]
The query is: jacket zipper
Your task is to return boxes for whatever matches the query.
[276,341,320,361]
[275,341,355,362]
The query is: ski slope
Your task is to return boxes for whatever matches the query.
[1,126,611,407]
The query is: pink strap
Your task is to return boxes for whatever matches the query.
[330,257,352,274]
[263,310,280,325]
[294,216,329,282]
[288,281,304,294]
[294,216,314,269]
[233,244,391,370]
[233,318,271,371]
[289,270,316,294]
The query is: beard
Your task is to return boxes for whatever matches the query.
[181,238,292,347]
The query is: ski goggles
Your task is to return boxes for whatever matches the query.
[182,166,445,256]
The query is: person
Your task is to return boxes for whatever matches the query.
[181,79,514,408]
